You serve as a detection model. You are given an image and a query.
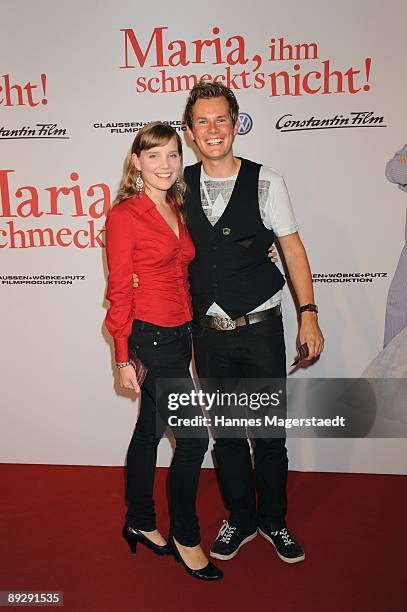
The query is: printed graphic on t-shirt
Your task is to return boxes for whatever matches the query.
[199,170,296,234]
[200,179,235,225]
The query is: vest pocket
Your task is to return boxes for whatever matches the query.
[234,234,256,249]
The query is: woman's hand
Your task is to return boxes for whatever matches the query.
[118,365,140,394]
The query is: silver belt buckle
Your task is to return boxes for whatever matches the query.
[213,315,236,331]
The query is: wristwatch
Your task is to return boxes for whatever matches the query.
[299,304,318,314]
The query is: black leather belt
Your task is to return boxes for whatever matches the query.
[194,304,282,331]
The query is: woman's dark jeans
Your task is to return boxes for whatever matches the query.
[125,319,209,547]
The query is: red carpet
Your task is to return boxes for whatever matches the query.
[0,465,405,612]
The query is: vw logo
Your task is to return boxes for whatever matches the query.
[238,112,253,135]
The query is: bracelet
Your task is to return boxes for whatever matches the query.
[299,303,318,314]
[116,361,131,368]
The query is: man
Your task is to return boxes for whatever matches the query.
[182,81,324,563]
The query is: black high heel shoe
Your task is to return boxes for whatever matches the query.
[122,525,173,556]
[170,536,223,581]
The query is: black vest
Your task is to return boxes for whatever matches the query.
[184,158,285,318]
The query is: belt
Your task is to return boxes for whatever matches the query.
[194,304,282,331]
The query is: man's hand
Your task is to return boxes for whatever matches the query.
[132,246,277,288]
[268,244,278,263]
[298,312,324,361]
[276,232,324,363]
[133,245,277,285]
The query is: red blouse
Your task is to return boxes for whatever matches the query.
[105,194,195,362]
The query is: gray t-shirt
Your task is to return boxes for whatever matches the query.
[200,165,298,315]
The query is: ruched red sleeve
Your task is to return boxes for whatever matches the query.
[104,204,136,362]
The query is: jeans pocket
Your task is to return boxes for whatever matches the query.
[192,322,206,339]
[128,327,158,354]
[248,315,284,337]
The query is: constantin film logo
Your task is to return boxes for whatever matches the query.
[276,111,386,132]
[0,123,69,140]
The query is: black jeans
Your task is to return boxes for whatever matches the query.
[193,314,288,532]
[125,319,209,547]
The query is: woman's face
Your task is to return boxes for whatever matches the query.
[132,135,181,200]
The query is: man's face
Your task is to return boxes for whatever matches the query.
[187,95,238,163]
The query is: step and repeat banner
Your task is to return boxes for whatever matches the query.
[1,0,406,472]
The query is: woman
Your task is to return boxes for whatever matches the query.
[105,122,222,581]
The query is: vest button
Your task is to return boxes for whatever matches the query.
[214,282,219,288]
[212,264,217,269]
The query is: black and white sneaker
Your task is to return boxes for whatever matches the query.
[210,520,257,561]
[258,526,305,563]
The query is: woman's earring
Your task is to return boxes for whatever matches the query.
[175,178,181,192]
[136,171,144,194]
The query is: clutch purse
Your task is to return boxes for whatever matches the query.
[129,348,148,386]
[291,343,309,367]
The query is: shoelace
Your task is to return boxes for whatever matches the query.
[217,520,237,544]
[271,527,295,546]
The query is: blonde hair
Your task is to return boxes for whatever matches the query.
[113,121,187,224]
